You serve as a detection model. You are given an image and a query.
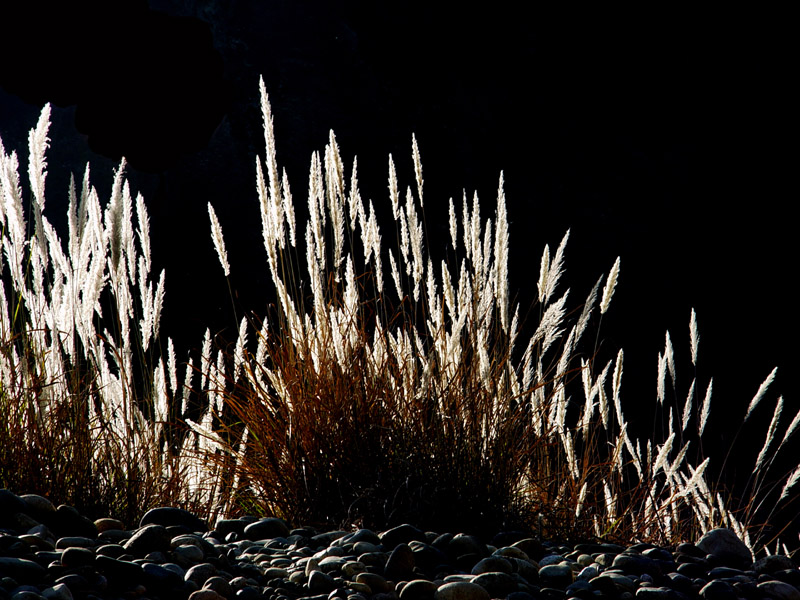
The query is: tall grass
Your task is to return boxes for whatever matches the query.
[1,81,798,554]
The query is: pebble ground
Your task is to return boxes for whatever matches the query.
[1,490,798,600]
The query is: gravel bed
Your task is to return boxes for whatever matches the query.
[1,489,798,600]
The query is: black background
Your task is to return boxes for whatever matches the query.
[1,1,796,536]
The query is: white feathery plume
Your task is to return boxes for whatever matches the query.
[698,378,713,437]
[308,151,326,271]
[348,157,361,228]
[754,396,783,472]
[778,465,800,502]
[690,308,699,366]
[448,197,457,250]
[461,192,471,261]
[681,378,696,433]
[208,202,230,276]
[200,328,213,391]
[412,134,423,207]
[390,251,403,301]
[537,244,550,304]
[744,366,778,423]
[533,289,569,356]
[664,331,675,386]
[666,441,691,482]
[657,352,667,405]
[281,168,296,246]
[259,77,283,224]
[325,131,345,276]
[388,155,400,220]
[494,172,509,331]
[233,316,249,380]
[576,275,602,342]
[653,432,675,476]
[27,103,51,212]
[133,193,150,284]
[151,269,166,343]
[167,337,177,396]
[600,256,620,315]
[779,405,800,447]
[612,349,624,423]
[543,230,569,306]
[575,481,588,518]
[180,356,195,417]
[441,260,456,317]
[596,359,613,430]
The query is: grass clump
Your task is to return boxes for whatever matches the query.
[1,80,798,554]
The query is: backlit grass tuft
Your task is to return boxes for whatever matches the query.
[1,81,797,554]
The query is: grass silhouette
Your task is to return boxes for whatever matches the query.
[1,80,798,555]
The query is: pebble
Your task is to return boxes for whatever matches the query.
[1,488,799,600]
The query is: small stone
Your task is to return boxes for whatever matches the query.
[340,529,383,547]
[696,528,753,569]
[95,555,144,587]
[55,573,90,594]
[434,581,490,600]
[19,534,54,551]
[55,536,94,550]
[353,541,381,554]
[6,512,40,534]
[493,547,530,561]
[214,518,247,539]
[342,561,367,578]
[0,489,26,517]
[189,590,227,600]
[612,553,662,576]
[60,547,94,568]
[665,572,693,594]
[174,543,205,563]
[400,579,439,600]
[507,557,539,583]
[385,543,416,581]
[95,543,126,558]
[94,518,124,533]
[236,588,264,600]
[471,556,512,575]
[472,572,518,597]
[380,525,426,551]
[758,580,800,600]
[140,507,209,533]
[203,575,233,598]
[312,530,349,546]
[0,557,47,584]
[319,556,347,573]
[53,505,97,539]
[309,570,338,593]
[42,582,73,600]
[123,524,171,557]
[143,562,184,591]
[243,518,291,541]
[510,539,547,561]
[754,554,796,574]
[538,564,573,589]
[355,572,391,594]
[699,579,738,600]
[447,535,487,560]
[185,562,218,587]
[591,573,636,595]
[348,581,373,595]
[635,587,674,600]
[409,542,449,575]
